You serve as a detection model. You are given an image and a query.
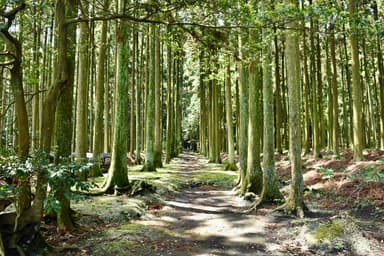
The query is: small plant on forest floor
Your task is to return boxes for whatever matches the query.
[45,157,94,214]
[360,165,384,182]
[317,167,335,180]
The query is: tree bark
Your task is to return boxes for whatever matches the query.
[142,22,156,172]
[277,0,306,217]
[224,56,236,171]
[235,31,249,192]
[330,27,339,156]
[243,57,262,195]
[75,0,90,161]
[252,27,283,207]
[349,0,364,161]
[154,25,163,167]
[92,0,109,175]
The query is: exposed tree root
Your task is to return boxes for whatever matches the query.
[273,202,310,218]
[140,165,156,172]
[247,196,283,213]
[224,162,238,171]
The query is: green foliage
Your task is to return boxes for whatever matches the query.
[359,165,384,182]
[45,157,93,214]
[0,154,34,199]
[0,150,92,215]
[317,167,335,180]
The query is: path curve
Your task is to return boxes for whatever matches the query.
[133,153,292,256]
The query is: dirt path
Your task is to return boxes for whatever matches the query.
[127,153,280,255]
[69,152,383,256]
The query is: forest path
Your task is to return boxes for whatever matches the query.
[70,152,383,256]
[129,152,292,256]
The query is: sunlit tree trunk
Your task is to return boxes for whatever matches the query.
[101,0,130,190]
[142,21,156,172]
[349,0,364,161]
[75,0,90,161]
[236,32,249,194]
[243,55,262,195]
[198,51,208,156]
[330,27,339,156]
[309,0,320,157]
[372,1,384,148]
[277,0,306,217]
[224,56,236,170]
[302,20,311,155]
[253,27,283,207]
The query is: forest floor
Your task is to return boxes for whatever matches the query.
[43,151,384,256]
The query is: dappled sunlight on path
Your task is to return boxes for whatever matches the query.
[133,152,288,256]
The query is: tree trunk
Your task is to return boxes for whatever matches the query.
[224,56,236,171]
[92,0,109,176]
[135,29,142,164]
[75,1,90,161]
[31,8,41,150]
[330,27,339,156]
[130,26,136,155]
[254,28,283,206]
[166,28,175,163]
[274,32,283,154]
[154,25,163,167]
[277,0,306,217]
[309,2,320,157]
[142,22,156,172]
[302,26,311,154]
[235,32,249,193]
[349,0,364,161]
[101,12,130,190]
[0,1,31,232]
[372,1,384,148]
[243,57,263,195]
[53,0,77,232]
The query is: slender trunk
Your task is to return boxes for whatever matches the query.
[278,0,306,217]
[309,3,320,157]
[154,25,162,167]
[130,26,136,154]
[102,11,130,189]
[92,0,109,176]
[372,1,384,148]
[237,33,249,193]
[135,29,142,164]
[165,29,174,163]
[31,9,41,150]
[75,1,90,161]
[330,28,339,156]
[244,57,262,195]
[349,0,364,161]
[224,57,236,170]
[142,22,156,172]
[258,28,283,202]
[302,27,311,154]
[274,32,283,154]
